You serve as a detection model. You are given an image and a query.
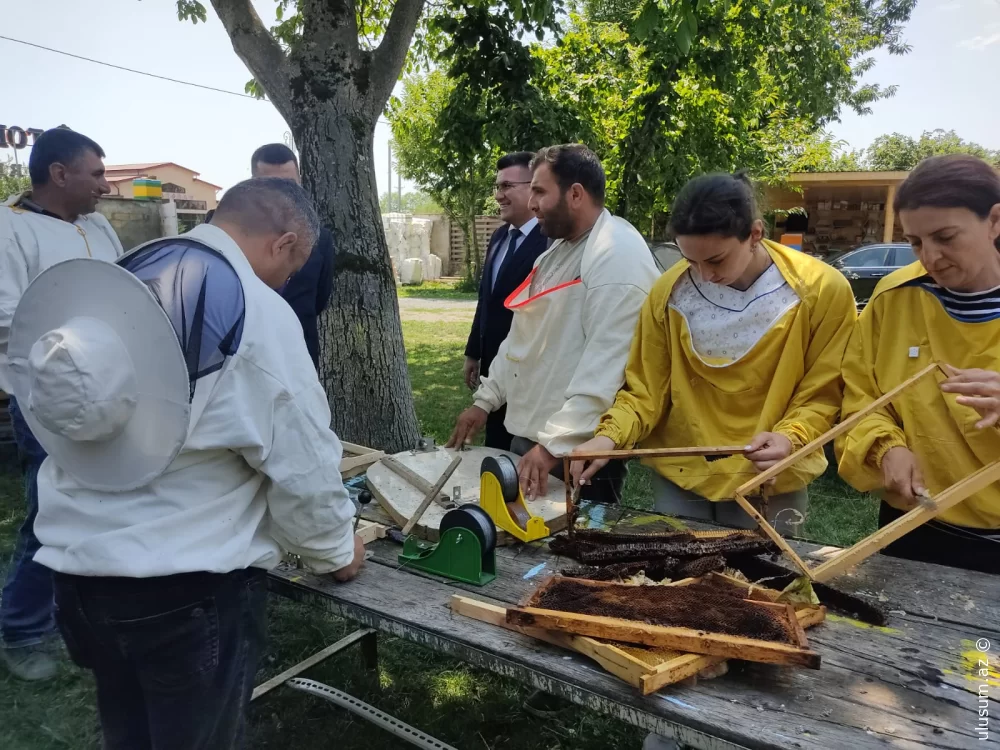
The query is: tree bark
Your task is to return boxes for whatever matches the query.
[211,0,425,452]
[300,110,421,453]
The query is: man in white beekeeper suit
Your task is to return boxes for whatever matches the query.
[5,178,364,750]
[447,144,660,504]
[0,127,123,681]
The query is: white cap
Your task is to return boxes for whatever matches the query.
[8,259,190,491]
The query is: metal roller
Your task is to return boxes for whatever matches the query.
[480,455,520,503]
[439,504,498,565]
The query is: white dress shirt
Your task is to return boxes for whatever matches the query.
[491,216,538,289]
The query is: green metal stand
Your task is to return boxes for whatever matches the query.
[399,527,496,586]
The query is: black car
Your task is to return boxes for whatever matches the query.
[829,243,917,307]
[648,241,682,273]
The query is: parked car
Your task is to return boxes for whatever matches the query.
[648,241,682,273]
[829,243,916,307]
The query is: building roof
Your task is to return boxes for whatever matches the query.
[104,162,223,190]
[105,162,171,172]
[785,170,911,186]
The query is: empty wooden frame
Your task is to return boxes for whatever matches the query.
[733,361,1000,582]
[339,441,386,480]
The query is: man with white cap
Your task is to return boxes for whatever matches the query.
[0,126,122,681]
[6,177,363,749]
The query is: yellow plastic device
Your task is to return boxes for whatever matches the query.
[479,455,550,543]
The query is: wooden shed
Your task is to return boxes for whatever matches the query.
[763,171,910,257]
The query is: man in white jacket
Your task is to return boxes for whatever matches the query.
[447,145,660,504]
[11,178,362,750]
[0,127,123,681]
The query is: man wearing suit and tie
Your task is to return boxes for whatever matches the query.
[464,152,548,450]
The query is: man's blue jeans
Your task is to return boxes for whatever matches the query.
[1,397,55,648]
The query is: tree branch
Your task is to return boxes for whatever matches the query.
[209,0,294,113]
[369,0,426,111]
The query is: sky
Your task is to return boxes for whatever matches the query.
[2,0,999,198]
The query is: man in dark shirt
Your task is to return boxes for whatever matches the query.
[250,144,334,368]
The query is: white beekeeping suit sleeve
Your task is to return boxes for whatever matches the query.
[237,374,357,574]
[0,216,32,393]
[537,281,649,457]
[472,335,512,413]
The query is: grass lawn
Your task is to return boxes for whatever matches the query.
[396,280,478,301]
[0,317,877,749]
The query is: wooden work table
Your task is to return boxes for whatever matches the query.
[268,501,1000,749]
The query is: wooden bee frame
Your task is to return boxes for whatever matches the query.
[733,361,1000,582]
[339,441,386,480]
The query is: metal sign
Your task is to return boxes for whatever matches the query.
[0,126,44,149]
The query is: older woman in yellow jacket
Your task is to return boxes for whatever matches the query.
[837,154,1000,574]
[571,173,857,533]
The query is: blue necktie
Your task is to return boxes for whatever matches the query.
[493,227,520,289]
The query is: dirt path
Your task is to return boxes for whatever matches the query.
[398,297,476,323]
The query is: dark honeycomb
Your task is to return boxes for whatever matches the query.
[571,529,696,545]
[560,558,679,582]
[676,554,726,578]
[529,578,796,643]
[550,532,777,564]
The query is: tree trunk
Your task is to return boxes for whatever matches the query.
[208,0,426,453]
[297,107,422,453]
[469,225,481,283]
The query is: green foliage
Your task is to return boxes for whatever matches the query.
[390,1,585,282]
[864,129,1000,171]
[532,17,646,213]
[776,130,864,174]
[791,128,1000,173]
[593,0,917,224]
[175,0,207,23]
[380,190,444,214]
[430,2,582,153]
[0,158,30,202]
[403,0,917,238]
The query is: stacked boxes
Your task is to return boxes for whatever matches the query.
[132,178,162,201]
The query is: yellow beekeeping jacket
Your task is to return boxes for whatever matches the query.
[836,262,1000,529]
[596,240,857,500]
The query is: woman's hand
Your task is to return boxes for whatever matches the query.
[569,436,617,489]
[880,446,927,510]
[744,432,793,472]
[940,365,1000,429]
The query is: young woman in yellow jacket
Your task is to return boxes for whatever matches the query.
[571,173,857,532]
[837,154,1000,574]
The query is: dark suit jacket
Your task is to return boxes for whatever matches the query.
[280,226,335,368]
[465,223,548,376]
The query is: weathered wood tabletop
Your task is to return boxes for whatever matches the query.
[268,501,1000,750]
